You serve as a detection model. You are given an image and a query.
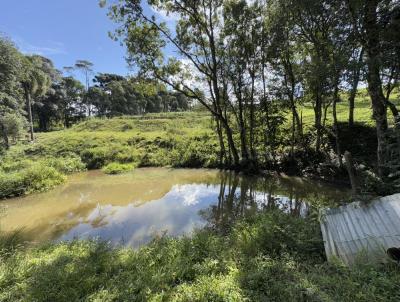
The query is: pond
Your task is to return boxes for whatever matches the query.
[0,168,349,248]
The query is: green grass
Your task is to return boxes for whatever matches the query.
[0,112,219,199]
[298,89,400,129]
[1,209,399,301]
[102,162,136,174]
[27,112,218,170]
[0,153,85,199]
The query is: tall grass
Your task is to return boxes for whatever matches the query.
[0,210,398,301]
[0,229,26,259]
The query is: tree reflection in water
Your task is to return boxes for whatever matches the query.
[199,171,347,234]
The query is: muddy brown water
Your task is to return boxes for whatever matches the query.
[0,168,350,248]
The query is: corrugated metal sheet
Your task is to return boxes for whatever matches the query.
[320,193,400,265]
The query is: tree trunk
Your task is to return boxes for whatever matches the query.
[0,122,9,149]
[249,66,257,162]
[239,123,249,162]
[237,98,249,162]
[348,48,364,127]
[223,119,240,168]
[314,92,323,152]
[215,118,226,166]
[284,58,302,138]
[333,83,343,167]
[291,103,302,138]
[344,151,359,195]
[364,0,389,176]
[386,99,399,119]
[25,88,34,141]
[291,113,295,156]
[249,98,256,162]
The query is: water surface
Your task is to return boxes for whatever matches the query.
[0,168,349,248]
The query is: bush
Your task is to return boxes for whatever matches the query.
[171,137,219,168]
[80,146,143,169]
[102,162,135,174]
[137,148,172,167]
[80,147,112,169]
[0,164,65,199]
[46,155,86,174]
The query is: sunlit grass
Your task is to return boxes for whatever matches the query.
[0,112,219,198]
[0,210,398,301]
[298,90,399,129]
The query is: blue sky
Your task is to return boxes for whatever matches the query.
[0,0,131,82]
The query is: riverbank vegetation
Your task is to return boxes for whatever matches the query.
[2,0,400,200]
[1,0,400,300]
[0,98,392,199]
[104,0,400,194]
[1,209,399,301]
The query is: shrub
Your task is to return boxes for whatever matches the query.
[0,164,66,199]
[102,162,135,174]
[80,147,114,169]
[0,159,34,173]
[46,155,86,174]
[80,146,143,169]
[171,138,219,168]
[137,148,172,167]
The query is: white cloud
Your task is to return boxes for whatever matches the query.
[13,37,67,56]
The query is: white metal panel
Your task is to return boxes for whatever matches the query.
[319,193,400,265]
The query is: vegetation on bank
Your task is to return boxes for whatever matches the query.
[1,209,399,301]
[102,162,136,174]
[1,93,397,200]
[0,154,85,199]
[0,112,219,199]
[105,0,400,191]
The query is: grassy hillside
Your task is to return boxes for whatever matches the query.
[300,90,399,128]
[1,94,398,199]
[0,113,219,199]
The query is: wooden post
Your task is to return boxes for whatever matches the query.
[344,151,359,195]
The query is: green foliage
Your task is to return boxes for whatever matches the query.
[0,210,398,301]
[170,136,219,168]
[46,155,86,174]
[0,37,26,150]
[0,230,25,260]
[80,146,115,169]
[0,113,217,198]
[0,112,25,146]
[0,164,65,199]
[102,162,135,174]
[0,153,85,199]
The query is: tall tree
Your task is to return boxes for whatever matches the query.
[346,0,399,176]
[106,0,242,166]
[21,55,51,141]
[347,47,364,127]
[74,60,94,116]
[0,37,25,149]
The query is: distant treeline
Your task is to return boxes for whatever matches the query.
[0,36,191,144]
